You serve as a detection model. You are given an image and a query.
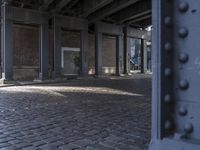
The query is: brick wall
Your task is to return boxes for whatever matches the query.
[13,24,39,66]
[8,26,117,80]
[13,24,40,80]
[61,30,81,48]
[102,35,116,75]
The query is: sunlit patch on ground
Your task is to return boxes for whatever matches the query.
[0,86,144,97]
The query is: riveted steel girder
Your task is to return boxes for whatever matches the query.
[149,0,200,149]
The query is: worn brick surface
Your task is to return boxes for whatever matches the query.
[0,74,151,150]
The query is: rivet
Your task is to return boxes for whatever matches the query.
[164,42,172,52]
[179,27,188,38]
[164,94,172,103]
[179,80,189,90]
[164,68,172,77]
[184,123,193,133]
[179,107,188,116]
[165,16,172,26]
[179,53,189,63]
[165,120,172,130]
[179,2,189,12]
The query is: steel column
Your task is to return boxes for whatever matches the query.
[39,23,49,80]
[116,35,123,75]
[1,5,13,81]
[140,39,144,73]
[123,27,131,74]
[141,39,148,74]
[53,17,62,78]
[149,0,200,150]
[143,39,148,73]
[80,30,89,77]
[95,24,103,76]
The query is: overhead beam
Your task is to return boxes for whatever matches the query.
[128,14,151,25]
[61,0,79,14]
[5,0,37,8]
[39,0,54,11]
[131,18,152,28]
[51,0,72,13]
[124,10,151,23]
[88,0,140,24]
[81,0,114,17]
[95,22,123,36]
[4,6,48,24]
[53,15,88,31]
[112,0,151,24]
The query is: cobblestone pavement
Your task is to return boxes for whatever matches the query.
[0,74,151,150]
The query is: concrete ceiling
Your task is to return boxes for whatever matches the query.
[3,0,152,28]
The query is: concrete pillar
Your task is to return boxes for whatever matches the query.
[141,39,148,74]
[53,17,62,78]
[95,24,103,76]
[123,27,131,74]
[116,35,123,75]
[39,23,49,80]
[80,30,88,77]
[1,6,13,82]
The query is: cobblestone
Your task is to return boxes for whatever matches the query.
[0,74,151,150]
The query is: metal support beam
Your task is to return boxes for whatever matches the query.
[54,15,88,31]
[95,24,103,76]
[128,14,152,25]
[140,39,147,74]
[150,0,200,150]
[143,40,148,73]
[39,0,54,11]
[88,0,140,24]
[111,0,151,24]
[116,35,123,75]
[1,5,13,81]
[82,0,114,17]
[52,17,62,78]
[5,6,48,24]
[95,22,123,36]
[140,39,144,73]
[123,27,131,74]
[39,23,49,80]
[80,30,89,77]
[51,0,72,13]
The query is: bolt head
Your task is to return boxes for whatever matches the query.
[179,107,188,116]
[179,53,189,63]
[165,17,172,26]
[179,2,189,12]
[165,42,172,51]
[164,68,172,77]
[164,94,172,103]
[184,123,193,133]
[165,120,172,130]
[179,80,189,90]
[179,27,188,38]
